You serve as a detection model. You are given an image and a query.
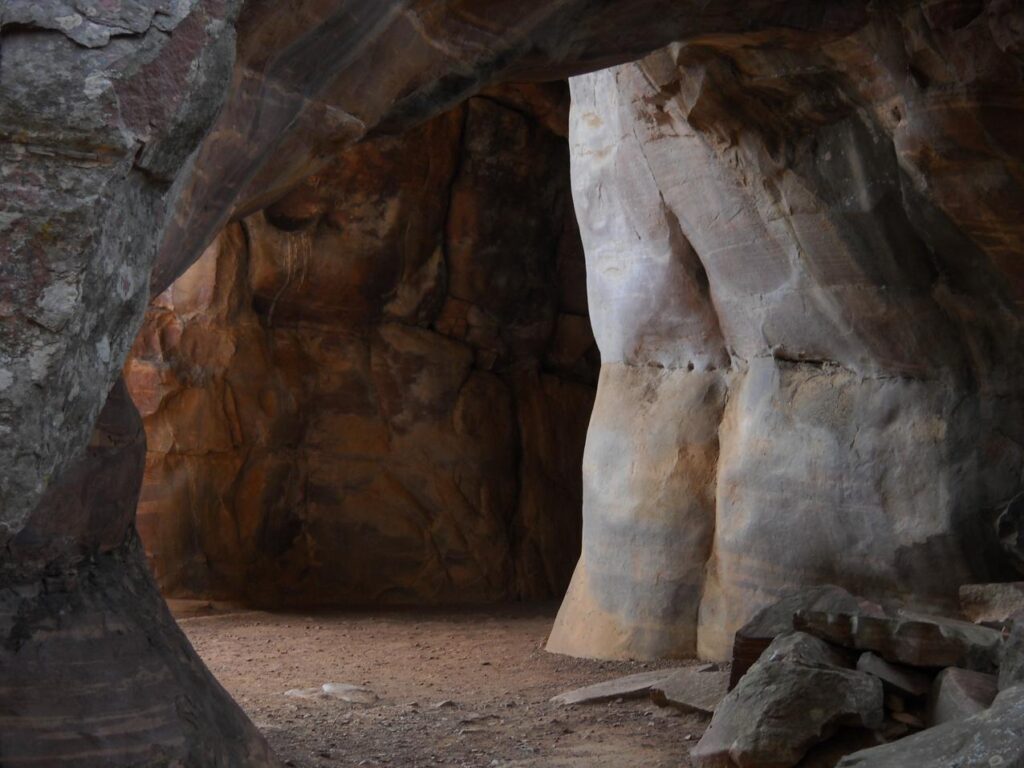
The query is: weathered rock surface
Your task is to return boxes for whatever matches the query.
[0,0,242,542]
[728,586,868,687]
[856,653,932,698]
[928,667,998,726]
[650,667,730,715]
[0,381,277,767]
[795,609,1003,671]
[550,3,1024,661]
[125,83,596,605]
[960,582,1024,625]
[837,685,1024,768]
[692,632,883,768]
[6,0,1024,763]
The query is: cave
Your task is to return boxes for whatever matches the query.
[3,1,1024,766]
[124,81,596,610]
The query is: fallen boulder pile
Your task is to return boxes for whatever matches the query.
[693,583,1024,767]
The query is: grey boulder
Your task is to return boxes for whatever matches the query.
[692,632,883,768]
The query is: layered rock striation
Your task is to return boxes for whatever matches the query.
[550,4,1024,661]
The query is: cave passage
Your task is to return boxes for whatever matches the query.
[125,81,598,611]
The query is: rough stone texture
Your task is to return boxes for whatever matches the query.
[960,582,1024,625]
[551,2,1024,661]
[795,608,1003,672]
[125,83,597,605]
[856,653,932,698]
[0,0,241,542]
[727,586,869,687]
[692,632,883,768]
[5,0,1024,763]
[837,685,1024,768]
[928,667,998,726]
[0,380,277,767]
[650,666,730,715]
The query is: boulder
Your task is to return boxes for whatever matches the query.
[730,586,868,688]
[855,653,932,698]
[837,685,1024,767]
[928,668,998,726]
[692,633,883,768]
[794,609,1002,671]
[959,582,1024,626]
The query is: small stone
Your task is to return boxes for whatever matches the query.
[856,652,932,697]
[928,667,998,726]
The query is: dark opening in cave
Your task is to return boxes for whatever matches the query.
[125,81,599,610]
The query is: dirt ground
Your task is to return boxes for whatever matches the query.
[175,603,709,768]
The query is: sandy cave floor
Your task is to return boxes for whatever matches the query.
[174,604,710,767]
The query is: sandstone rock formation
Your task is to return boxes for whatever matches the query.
[4,1,1024,765]
[125,84,597,605]
[550,2,1024,661]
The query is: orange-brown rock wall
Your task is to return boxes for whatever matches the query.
[125,84,597,606]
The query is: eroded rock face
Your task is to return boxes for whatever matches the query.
[125,84,597,605]
[0,0,241,543]
[550,3,1024,661]
[5,0,1024,763]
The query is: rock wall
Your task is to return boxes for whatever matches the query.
[549,4,1024,661]
[125,84,597,606]
[5,1,1024,764]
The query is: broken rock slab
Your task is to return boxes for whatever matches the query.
[855,652,932,698]
[794,609,1002,671]
[959,582,1024,626]
[692,632,883,768]
[730,586,869,688]
[650,666,729,715]
[836,685,1024,767]
[550,669,677,705]
[928,667,998,726]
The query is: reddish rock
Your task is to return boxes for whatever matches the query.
[125,85,598,606]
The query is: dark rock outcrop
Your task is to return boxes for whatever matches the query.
[0,380,277,766]
[692,632,883,768]
[836,685,1024,768]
